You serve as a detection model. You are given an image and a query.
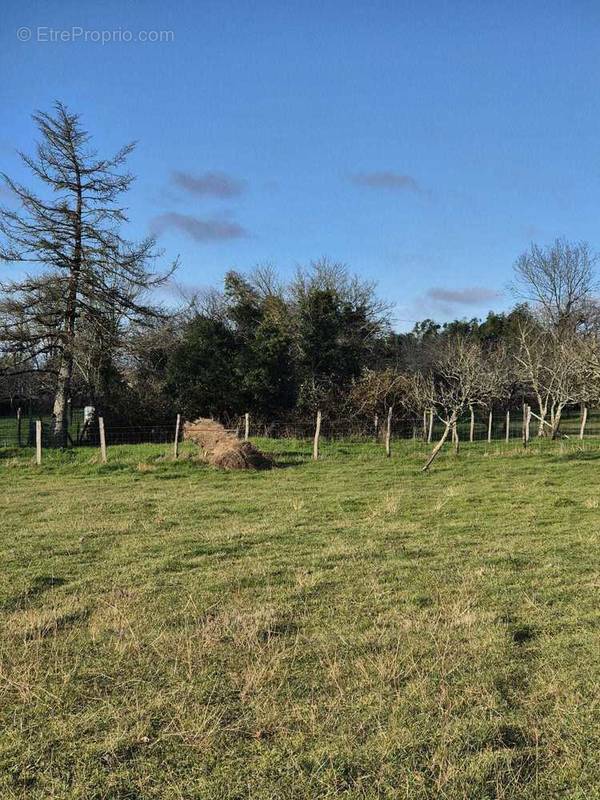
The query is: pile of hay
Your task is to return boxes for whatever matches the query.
[183,418,232,452]
[183,418,272,470]
[210,439,273,470]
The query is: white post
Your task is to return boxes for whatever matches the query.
[487,409,493,443]
[505,409,510,443]
[35,420,42,465]
[174,413,181,458]
[469,405,475,442]
[99,417,107,464]
[385,406,393,458]
[313,410,321,460]
[579,406,588,440]
[427,408,434,444]
[244,412,250,442]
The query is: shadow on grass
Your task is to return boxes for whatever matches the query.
[0,447,27,460]
[2,575,67,612]
[547,449,600,463]
[272,458,310,469]
[24,607,92,640]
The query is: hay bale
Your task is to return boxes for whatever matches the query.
[183,418,231,452]
[183,417,272,470]
[209,440,272,471]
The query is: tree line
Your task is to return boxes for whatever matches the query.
[2,104,600,467]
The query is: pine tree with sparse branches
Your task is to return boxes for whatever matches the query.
[0,102,176,444]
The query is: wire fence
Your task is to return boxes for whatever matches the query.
[3,405,600,462]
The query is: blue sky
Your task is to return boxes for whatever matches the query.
[3,0,600,329]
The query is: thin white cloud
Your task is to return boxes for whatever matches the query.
[151,212,248,242]
[350,171,420,192]
[172,170,245,198]
[426,287,503,305]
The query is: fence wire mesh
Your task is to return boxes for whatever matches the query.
[3,406,600,461]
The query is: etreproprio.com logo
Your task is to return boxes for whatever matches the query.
[16,26,175,44]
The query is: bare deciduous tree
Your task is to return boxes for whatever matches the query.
[515,320,584,438]
[347,368,407,419]
[512,239,598,332]
[407,337,492,471]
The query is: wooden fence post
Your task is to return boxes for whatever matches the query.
[35,419,42,465]
[579,405,588,440]
[99,417,107,464]
[244,412,250,442]
[174,413,181,458]
[469,405,475,442]
[385,406,393,458]
[522,404,531,447]
[313,410,322,460]
[487,409,493,443]
[427,408,434,444]
[505,409,510,443]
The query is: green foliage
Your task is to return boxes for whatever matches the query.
[167,316,241,419]
[162,263,388,422]
[225,271,297,416]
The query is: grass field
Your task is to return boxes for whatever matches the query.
[2,440,600,799]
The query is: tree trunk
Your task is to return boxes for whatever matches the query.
[422,420,452,472]
[427,408,434,443]
[453,420,459,454]
[53,172,82,447]
[536,397,548,437]
[551,405,564,440]
[52,358,74,446]
[469,405,474,442]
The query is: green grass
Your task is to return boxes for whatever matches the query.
[0,409,86,447]
[2,439,600,799]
